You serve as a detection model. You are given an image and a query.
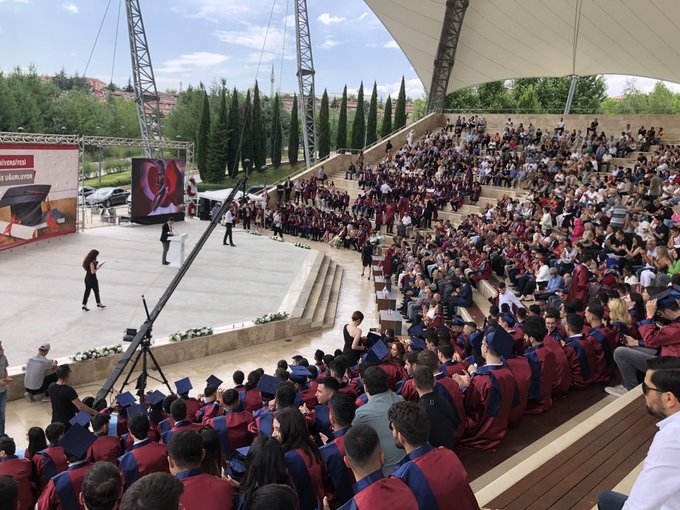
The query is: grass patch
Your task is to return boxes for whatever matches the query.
[84,170,132,188]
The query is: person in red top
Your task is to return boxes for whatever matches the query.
[162,399,202,444]
[333,423,418,510]
[32,422,69,494]
[567,254,593,307]
[168,430,234,510]
[543,311,572,396]
[584,301,618,383]
[78,461,122,510]
[118,414,169,489]
[563,313,599,390]
[208,388,255,459]
[240,371,264,413]
[87,414,121,465]
[0,436,34,510]
[522,315,557,414]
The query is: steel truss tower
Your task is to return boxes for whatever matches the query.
[427,0,470,113]
[294,0,317,167]
[126,0,163,157]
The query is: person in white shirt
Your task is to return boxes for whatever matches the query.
[223,206,235,246]
[24,343,58,402]
[495,282,524,312]
[598,356,680,510]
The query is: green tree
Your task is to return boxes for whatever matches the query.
[478,81,515,111]
[288,94,299,166]
[381,95,392,138]
[647,81,680,114]
[123,78,134,93]
[207,85,228,182]
[444,87,480,110]
[366,81,378,145]
[226,87,240,177]
[164,83,205,145]
[252,81,267,171]
[352,82,366,150]
[336,86,348,151]
[410,97,428,122]
[516,84,541,113]
[512,76,606,113]
[271,93,282,168]
[394,76,407,130]
[240,89,254,171]
[318,89,331,158]
[196,89,210,181]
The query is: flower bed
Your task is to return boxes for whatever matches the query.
[253,311,289,325]
[169,327,214,342]
[72,344,123,362]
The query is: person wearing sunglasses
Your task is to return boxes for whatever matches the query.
[598,356,680,510]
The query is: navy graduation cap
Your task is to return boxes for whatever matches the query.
[61,424,96,459]
[69,410,92,428]
[146,390,166,407]
[116,391,136,408]
[175,377,193,395]
[364,339,389,365]
[206,374,223,388]
[257,374,281,397]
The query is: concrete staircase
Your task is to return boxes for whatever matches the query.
[290,253,344,330]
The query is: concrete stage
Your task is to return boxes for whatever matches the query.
[0,218,317,363]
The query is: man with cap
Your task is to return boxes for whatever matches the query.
[319,393,356,508]
[0,435,35,510]
[389,401,479,510]
[563,313,599,390]
[195,375,224,425]
[208,388,255,460]
[174,377,202,422]
[24,343,58,403]
[607,288,680,396]
[335,424,417,510]
[453,327,518,451]
[36,424,95,510]
[167,430,234,510]
[32,422,68,494]
[534,267,565,302]
[118,414,169,488]
[86,414,121,465]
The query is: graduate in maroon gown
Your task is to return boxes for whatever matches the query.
[543,311,572,396]
[168,430,234,510]
[453,327,518,451]
[162,399,202,444]
[32,422,68,494]
[584,302,617,383]
[336,424,418,510]
[0,436,35,510]
[118,414,169,489]
[87,414,121,465]
[566,255,592,306]
[498,315,532,427]
[389,401,479,510]
[208,389,255,459]
[522,315,557,414]
[563,313,599,389]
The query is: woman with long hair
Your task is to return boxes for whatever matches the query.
[199,426,225,478]
[82,249,105,311]
[25,426,47,460]
[608,297,638,345]
[236,436,292,510]
[272,408,325,510]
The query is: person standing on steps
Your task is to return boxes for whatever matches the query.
[223,205,235,246]
[161,217,174,265]
[82,249,106,311]
[361,239,373,280]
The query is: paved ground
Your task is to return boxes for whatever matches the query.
[1,217,315,363]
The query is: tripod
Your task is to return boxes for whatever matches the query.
[116,296,172,400]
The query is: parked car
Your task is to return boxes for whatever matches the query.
[246,185,266,195]
[79,186,97,197]
[85,187,130,207]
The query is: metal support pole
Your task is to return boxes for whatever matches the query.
[564,75,578,115]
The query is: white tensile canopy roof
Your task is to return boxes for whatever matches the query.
[198,189,266,204]
[364,0,680,94]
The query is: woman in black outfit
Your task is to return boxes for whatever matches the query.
[82,249,106,311]
[342,311,365,366]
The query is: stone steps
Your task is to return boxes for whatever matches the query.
[311,260,337,328]
[323,264,344,328]
[300,255,331,325]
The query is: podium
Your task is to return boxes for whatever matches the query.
[379,310,403,335]
[168,232,188,268]
[375,291,397,312]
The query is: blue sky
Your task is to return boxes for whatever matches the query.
[1,0,679,100]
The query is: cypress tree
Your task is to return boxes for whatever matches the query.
[366,81,378,146]
[252,82,266,172]
[288,94,299,166]
[351,82,366,150]
[240,89,253,171]
[196,88,210,181]
[318,89,330,158]
[207,85,228,182]
[394,76,407,130]
[381,95,393,138]
[336,85,348,151]
[271,93,282,168]
[226,87,240,177]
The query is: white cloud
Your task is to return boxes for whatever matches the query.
[358,12,369,20]
[179,0,256,22]
[215,25,294,53]
[377,78,425,100]
[321,38,340,50]
[157,52,230,74]
[318,13,346,25]
[0,0,32,3]
[604,75,680,97]
[62,2,78,14]
[384,40,399,49]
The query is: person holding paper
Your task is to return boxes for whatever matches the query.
[82,249,105,311]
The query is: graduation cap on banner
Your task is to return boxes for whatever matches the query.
[485,327,515,359]
[365,339,389,365]
[146,390,166,407]
[69,410,92,428]
[257,374,281,397]
[175,377,193,395]
[60,424,96,460]
[206,375,223,388]
[116,391,136,408]
[365,331,382,349]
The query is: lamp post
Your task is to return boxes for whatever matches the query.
[176,135,182,160]
[97,144,103,185]
[243,159,252,202]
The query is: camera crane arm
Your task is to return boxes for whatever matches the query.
[96,179,245,403]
